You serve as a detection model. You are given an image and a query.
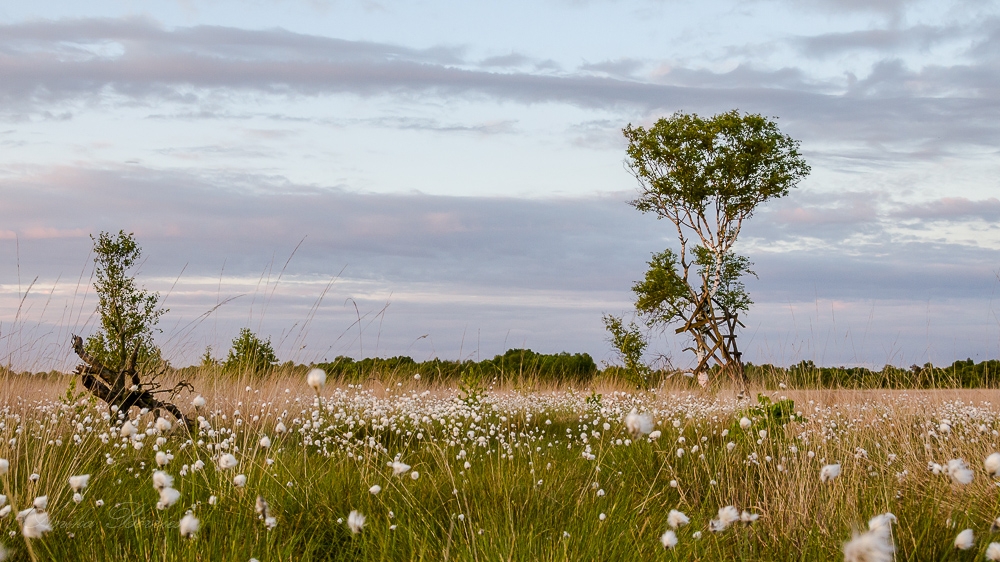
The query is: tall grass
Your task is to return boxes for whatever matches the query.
[0,369,998,559]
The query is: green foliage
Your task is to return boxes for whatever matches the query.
[601,314,650,388]
[223,328,278,375]
[745,358,1000,389]
[622,110,809,366]
[730,394,806,442]
[314,349,598,385]
[201,346,219,368]
[584,390,603,409]
[84,230,166,371]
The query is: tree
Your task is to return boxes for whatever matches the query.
[223,329,277,374]
[85,230,166,371]
[622,110,809,388]
[70,231,194,429]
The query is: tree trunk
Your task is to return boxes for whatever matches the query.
[71,335,196,431]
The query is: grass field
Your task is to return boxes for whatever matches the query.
[2,373,1000,560]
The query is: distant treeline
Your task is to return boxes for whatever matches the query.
[313,348,599,384]
[744,359,1000,389]
[9,355,1000,389]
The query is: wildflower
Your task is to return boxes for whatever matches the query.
[369,485,381,495]
[741,511,759,523]
[259,436,271,448]
[218,454,238,470]
[265,516,277,530]
[391,462,411,476]
[986,453,1000,477]
[660,529,678,549]
[758,430,768,439]
[667,509,689,529]
[676,448,684,458]
[157,487,181,510]
[155,417,172,432]
[68,474,90,493]
[820,464,841,482]
[625,411,654,438]
[649,430,661,440]
[155,451,169,467]
[32,497,47,511]
[95,500,104,507]
[208,496,217,505]
[0,459,8,476]
[120,421,138,438]
[414,374,420,381]
[599,513,606,521]
[73,493,82,504]
[21,510,51,538]
[867,513,896,540]
[307,368,326,392]
[947,459,974,485]
[710,506,740,532]
[692,531,702,539]
[192,396,206,409]
[233,475,247,487]
[193,460,205,471]
[726,442,736,451]
[843,530,894,562]
[179,513,199,539]
[256,496,269,516]
[347,510,366,534]
[152,471,173,491]
[410,471,420,481]
[988,543,1000,561]
[955,529,974,550]
[28,473,38,482]
[739,417,751,430]
[275,422,287,434]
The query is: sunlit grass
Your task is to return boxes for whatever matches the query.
[1,373,1000,560]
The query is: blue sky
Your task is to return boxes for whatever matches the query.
[2,0,1000,371]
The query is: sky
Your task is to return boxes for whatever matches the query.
[2,0,1000,371]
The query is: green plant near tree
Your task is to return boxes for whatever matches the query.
[223,328,278,375]
[84,230,166,371]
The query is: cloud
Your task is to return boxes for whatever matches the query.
[795,24,961,58]
[891,197,1000,221]
[2,16,1000,164]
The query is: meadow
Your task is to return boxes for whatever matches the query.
[2,371,1000,560]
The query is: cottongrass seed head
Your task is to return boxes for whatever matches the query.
[21,510,51,538]
[667,509,689,529]
[660,530,678,549]
[179,513,199,539]
[347,510,366,534]
[986,453,1000,477]
[843,530,894,562]
[947,459,974,485]
[307,368,326,392]
[988,542,1000,561]
[820,464,841,482]
[624,410,654,438]
[68,474,90,493]
[954,529,974,550]
[710,506,740,532]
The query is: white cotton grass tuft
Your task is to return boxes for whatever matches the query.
[667,509,689,529]
[710,506,740,532]
[347,510,366,534]
[307,368,326,392]
[954,528,974,550]
[820,463,841,482]
[155,417,172,432]
[192,395,206,409]
[988,542,1000,561]
[624,410,654,438]
[660,529,678,549]
[0,459,8,476]
[152,471,173,491]
[739,417,752,430]
[369,485,382,495]
[120,421,138,438]
[32,496,47,511]
[986,453,1000,477]
[179,513,199,539]
[259,436,271,448]
[391,461,411,476]
[233,474,247,487]
[218,454,238,470]
[947,458,974,485]
[843,529,894,562]
[21,510,51,538]
[867,513,896,541]
[740,511,760,523]
[69,474,90,493]
[155,451,169,467]
[157,487,181,510]
[648,430,661,440]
